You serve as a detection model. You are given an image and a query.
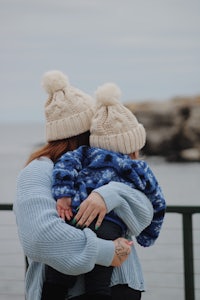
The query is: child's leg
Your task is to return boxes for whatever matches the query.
[71,295,111,300]
[41,264,77,300]
[111,284,142,300]
[85,220,123,296]
[85,264,113,295]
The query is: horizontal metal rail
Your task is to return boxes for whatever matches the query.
[0,203,13,210]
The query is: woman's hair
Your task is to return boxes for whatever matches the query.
[25,131,90,166]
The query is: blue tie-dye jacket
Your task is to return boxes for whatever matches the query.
[52,145,166,247]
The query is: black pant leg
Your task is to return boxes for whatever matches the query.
[85,264,114,295]
[89,219,123,240]
[111,284,142,300]
[41,264,77,300]
[85,220,123,296]
[41,282,67,300]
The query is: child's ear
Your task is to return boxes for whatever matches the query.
[135,151,139,159]
[129,151,139,159]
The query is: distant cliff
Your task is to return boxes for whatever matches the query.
[126,95,200,162]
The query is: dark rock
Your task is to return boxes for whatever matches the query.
[126,95,200,162]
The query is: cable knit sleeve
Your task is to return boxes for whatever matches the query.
[14,158,114,275]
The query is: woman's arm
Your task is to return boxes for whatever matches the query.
[74,181,153,237]
[96,181,154,236]
[14,159,130,275]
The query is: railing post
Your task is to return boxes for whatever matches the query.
[167,205,200,300]
[182,212,195,300]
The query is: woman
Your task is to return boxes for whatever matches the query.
[14,70,153,300]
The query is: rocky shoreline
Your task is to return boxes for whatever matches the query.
[126,95,200,162]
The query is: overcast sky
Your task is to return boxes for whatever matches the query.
[0,0,200,123]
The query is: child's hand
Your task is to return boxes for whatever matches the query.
[56,197,73,221]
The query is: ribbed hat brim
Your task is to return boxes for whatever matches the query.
[46,108,94,141]
[90,124,146,154]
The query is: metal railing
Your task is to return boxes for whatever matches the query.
[166,205,200,300]
[0,204,200,300]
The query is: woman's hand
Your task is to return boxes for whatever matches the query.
[73,192,107,229]
[111,238,133,267]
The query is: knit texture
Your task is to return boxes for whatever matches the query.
[14,158,153,299]
[90,83,146,154]
[52,146,166,247]
[42,70,94,142]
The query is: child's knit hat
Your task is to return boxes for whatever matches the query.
[42,70,94,142]
[90,83,146,154]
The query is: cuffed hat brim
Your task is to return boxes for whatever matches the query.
[90,124,146,154]
[46,108,94,141]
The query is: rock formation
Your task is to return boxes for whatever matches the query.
[126,95,200,162]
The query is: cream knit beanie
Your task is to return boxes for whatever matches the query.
[42,70,94,142]
[90,83,146,154]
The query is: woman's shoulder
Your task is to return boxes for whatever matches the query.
[27,156,53,168]
[18,157,54,179]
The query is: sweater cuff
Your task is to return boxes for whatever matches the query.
[95,238,115,266]
[94,184,121,213]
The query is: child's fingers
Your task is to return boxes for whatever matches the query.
[64,208,73,221]
[127,240,134,246]
[65,210,71,221]
[60,209,66,220]
[57,205,62,217]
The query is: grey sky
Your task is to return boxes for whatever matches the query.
[0,0,200,122]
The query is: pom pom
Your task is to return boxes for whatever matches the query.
[95,83,121,107]
[42,70,69,95]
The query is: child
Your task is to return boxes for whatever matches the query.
[42,83,166,300]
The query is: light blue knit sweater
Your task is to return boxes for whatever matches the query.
[14,157,153,300]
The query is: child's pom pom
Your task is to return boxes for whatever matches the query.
[95,83,121,107]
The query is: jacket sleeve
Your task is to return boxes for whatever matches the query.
[95,158,167,247]
[94,181,154,238]
[52,148,83,199]
[14,159,114,275]
[126,160,166,247]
